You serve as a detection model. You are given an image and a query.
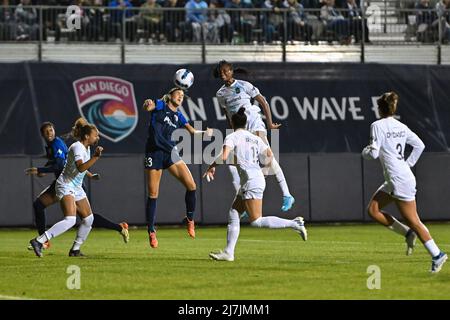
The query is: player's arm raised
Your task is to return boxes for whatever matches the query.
[184,123,213,137]
[254,94,281,130]
[203,145,232,181]
[76,146,103,173]
[142,99,156,112]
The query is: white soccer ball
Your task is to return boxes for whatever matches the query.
[173,69,194,90]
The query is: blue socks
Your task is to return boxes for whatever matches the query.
[33,199,47,235]
[146,198,157,233]
[185,190,196,221]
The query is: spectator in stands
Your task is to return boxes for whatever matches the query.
[85,0,106,42]
[207,0,233,43]
[14,0,39,40]
[435,0,450,43]
[342,0,369,43]
[225,0,256,44]
[283,0,314,43]
[185,0,209,42]
[162,0,186,42]
[139,0,163,43]
[320,0,351,44]
[416,0,438,43]
[262,0,284,43]
[107,0,136,42]
[0,0,16,41]
[301,0,326,42]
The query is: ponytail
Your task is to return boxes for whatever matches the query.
[71,117,97,141]
[231,107,247,129]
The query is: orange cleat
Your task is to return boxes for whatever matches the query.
[186,218,195,239]
[149,232,158,248]
[119,222,129,243]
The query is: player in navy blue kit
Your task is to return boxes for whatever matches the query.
[25,122,129,249]
[143,87,212,248]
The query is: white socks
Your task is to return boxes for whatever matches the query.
[228,166,241,194]
[387,217,410,236]
[424,239,441,258]
[37,216,76,244]
[224,209,240,257]
[71,214,94,251]
[270,158,291,197]
[250,216,297,229]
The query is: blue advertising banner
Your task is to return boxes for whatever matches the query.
[1,62,449,154]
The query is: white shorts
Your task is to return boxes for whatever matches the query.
[246,111,267,135]
[238,176,266,200]
[55,182,87,202]
[377,177,416,202]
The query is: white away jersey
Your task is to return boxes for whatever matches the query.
[57,141,91,188]
[224,129,269,181]
[216,79,261,116]
[362,117,425,182]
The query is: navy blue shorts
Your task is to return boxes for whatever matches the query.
[144,149,181,170]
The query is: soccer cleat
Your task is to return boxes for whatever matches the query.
[405,229,417,256]
[149,232,158,248]
[29,239,43,258]
[281,196,295,212]
[430,252,448,273]
[119,222,129,243]
[293,216,307,241]
[209,250,234,262]
[69,249,85,257]
[28,240,50,251]
[185,217,196,239]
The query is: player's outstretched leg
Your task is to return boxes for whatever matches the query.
[250,216,307,241]
[29,216,77,258]
[92,213,129,243]
[270,158,295,212]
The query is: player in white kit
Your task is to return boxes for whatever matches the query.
[214,60,295,213]
[29,118,104,258]
[362,92,447,273]
[203,108,307,262]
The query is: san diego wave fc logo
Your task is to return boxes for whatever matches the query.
[73,76,138,142]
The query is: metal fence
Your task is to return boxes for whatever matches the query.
[1,5,449,63]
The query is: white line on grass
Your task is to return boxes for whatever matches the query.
[196,238,450,247]
[0,294,39,300]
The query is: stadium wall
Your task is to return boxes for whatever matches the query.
[1,62,449,225]
[1,62,450,154]
[1,153,449,227]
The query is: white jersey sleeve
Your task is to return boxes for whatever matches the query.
[242,80,260,99]
[405,127,425,167]
[72,141,86,162]
[224,133,236,149]
[362,122,383,160]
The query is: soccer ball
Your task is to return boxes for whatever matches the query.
[173,69,194,90]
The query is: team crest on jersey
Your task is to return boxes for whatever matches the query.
[73,76,138,142]
[235,87,241,94]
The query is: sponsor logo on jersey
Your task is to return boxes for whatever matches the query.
[73,76,138,142]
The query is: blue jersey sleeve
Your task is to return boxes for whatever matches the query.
[178,111,188,127]
[52,137,68,160]
[155,100,165,111]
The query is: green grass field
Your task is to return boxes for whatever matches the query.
[1,223,449,300]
